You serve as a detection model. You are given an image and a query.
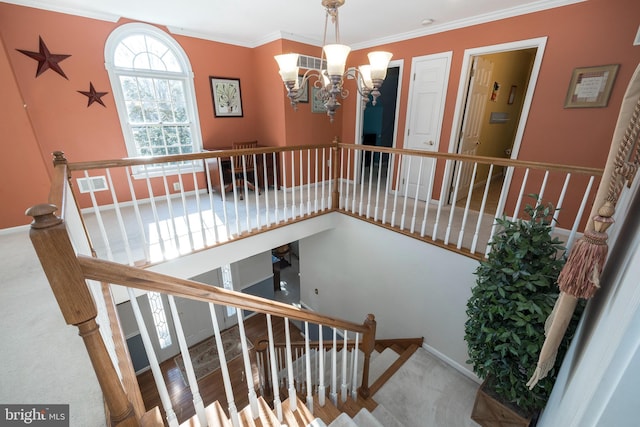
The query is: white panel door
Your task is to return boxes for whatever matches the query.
[402,53,451,200]
[454,56,493,201]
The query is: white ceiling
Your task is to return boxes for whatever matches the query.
[4,0,584,48]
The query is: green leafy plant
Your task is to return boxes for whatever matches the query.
[464,197,579,415]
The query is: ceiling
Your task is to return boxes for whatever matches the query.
[3,0,583,48]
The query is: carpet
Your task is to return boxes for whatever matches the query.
[174,326,252,385]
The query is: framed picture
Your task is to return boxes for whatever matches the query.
[210,76,243,117]
[296,76,309,103]
[311,86,327,113]
[564,64,619,108]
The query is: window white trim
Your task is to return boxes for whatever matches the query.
[104,23,203,169]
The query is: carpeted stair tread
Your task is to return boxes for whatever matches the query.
[373,348,479,427]
[353,408,384,427]
[371,404,405,427]
[179,400,231,427]
[327,412,358,427]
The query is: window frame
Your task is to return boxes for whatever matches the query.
[104,23,203,177]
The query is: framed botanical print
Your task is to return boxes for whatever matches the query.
[210,76,243,117]
[311,86,327,113]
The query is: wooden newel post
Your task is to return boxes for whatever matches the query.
[26,204,139,427]
[331,137,341,209]
[358,314,376,399]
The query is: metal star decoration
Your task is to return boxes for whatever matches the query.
[78,82,109,107]
[17,36,71,79]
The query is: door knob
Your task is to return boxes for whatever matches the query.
[426,140,434,146]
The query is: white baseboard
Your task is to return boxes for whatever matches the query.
[0,224,30,236]
[421,342,481,384]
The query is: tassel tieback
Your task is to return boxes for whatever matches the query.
[558,229,608,299]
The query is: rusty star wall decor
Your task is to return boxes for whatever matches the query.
[78,82,109,107]
[17,36,71,79]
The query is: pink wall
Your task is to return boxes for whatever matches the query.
[342,0,640,168]
[0,35,51,227]
[1,0,639,228]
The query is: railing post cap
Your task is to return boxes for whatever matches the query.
[52,151,67,165]
[25,203,62,229]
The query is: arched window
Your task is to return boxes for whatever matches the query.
[105,23,202,174]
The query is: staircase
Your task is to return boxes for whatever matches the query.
[178,342,422,427]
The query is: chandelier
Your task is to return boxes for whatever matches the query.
[275,0,392,122]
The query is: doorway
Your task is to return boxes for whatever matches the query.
[445,37,548,211]
[354,61,403,183]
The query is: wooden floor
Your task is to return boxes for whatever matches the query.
[137,313,302,425]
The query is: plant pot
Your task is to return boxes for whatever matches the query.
[471,378,532,427]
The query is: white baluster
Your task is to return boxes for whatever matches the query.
[373,151,384,221]
[291,151,297,218]
[318,324,326,407]
[174,163,195,252]
[512,168,530,219]
[552,173,572,233]
[445,159,464,244]
[432,159,453,241]
[215,154,231,241]
[252,153,261,230]
[236,309,259,418]
[285,318,297,412]
[190,160,208,248]
[330,328,338,405]
[536,170,550,206]
[305,322,313,412]
[341,330,348,402]
[84,170,114,261]
[457,162,478,249]
[471,164,495,253]
[272,152,280,224]
[142,165,168,261]
[382,153,394,224]
[410,158,424,233]
[314,148,319,213]
[420,160,436,237]
[399,156,413,230]
[391,154,403,227]
[282,151,289,220]
[300,150,305,216]
[262,153,271,227]
[266,314,283,421]
[344,150,352,211]
[127,289,178,427]
[104,169,134,264]
[351,333,360,400]
[566,175,596,250]
[358,149,367,216]
[228,155,242,236]
[159,164,181,253]
[124,166,151,262]
[208,303,240,427]
[365,149,375,218]
[167,296,206,426]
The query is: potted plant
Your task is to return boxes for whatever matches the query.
[464,198,580,426]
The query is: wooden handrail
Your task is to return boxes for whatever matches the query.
[338,143,604,176]
[64,141,603,177]
[77,255,370,334]
[66,143,337,171]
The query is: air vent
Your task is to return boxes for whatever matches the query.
[298,55,326,71]
[77,176,108,193]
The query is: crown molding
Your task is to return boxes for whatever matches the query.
[350,0,586,50]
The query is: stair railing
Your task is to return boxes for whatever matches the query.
[28,190,376,426]
[64,141,603,269]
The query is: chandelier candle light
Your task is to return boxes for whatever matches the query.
[275,0,392,122]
